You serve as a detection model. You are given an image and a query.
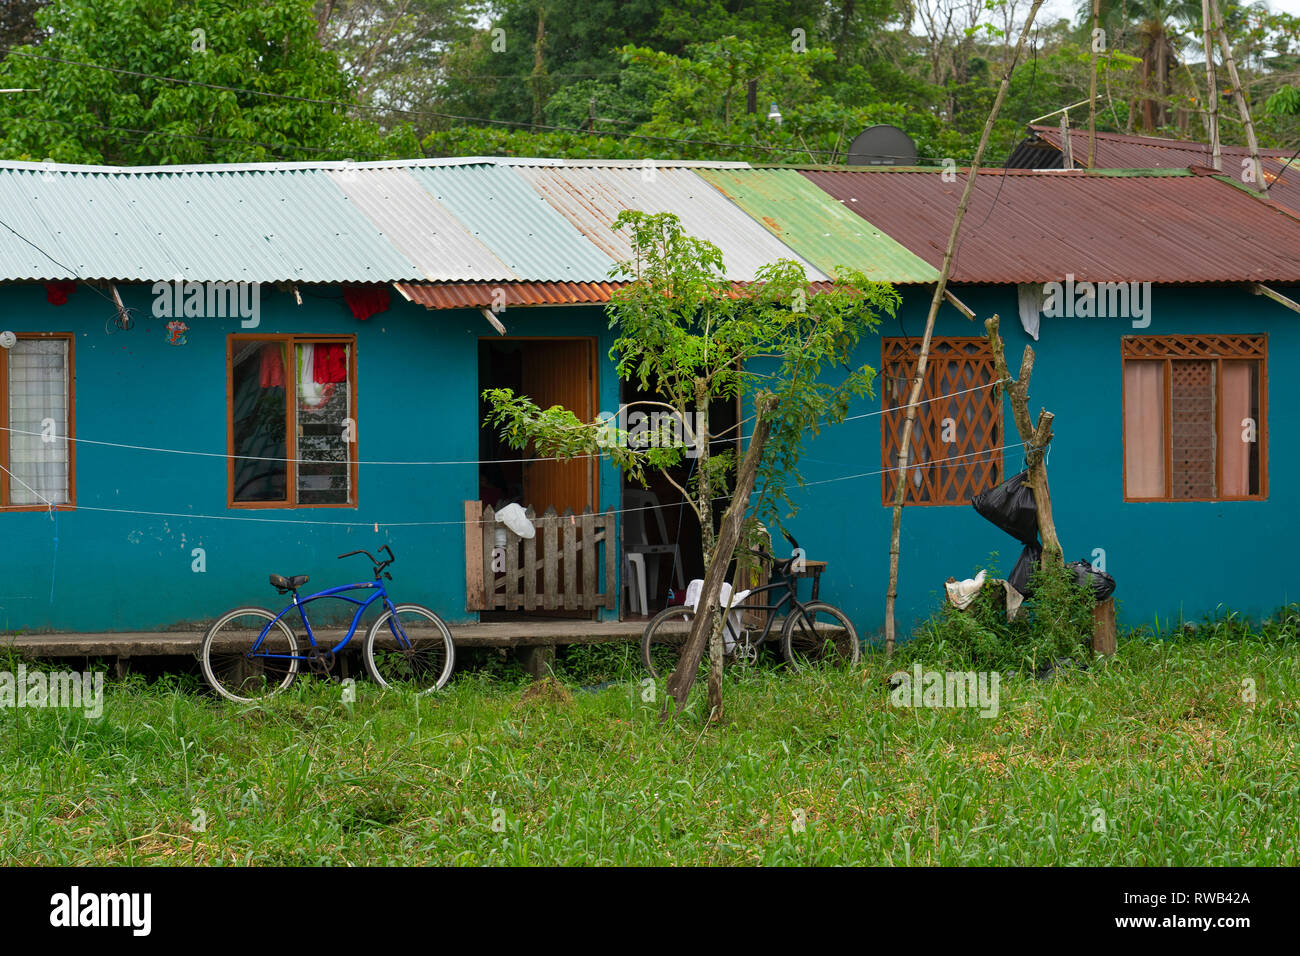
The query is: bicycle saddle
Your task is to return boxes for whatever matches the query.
[269,574,309,593]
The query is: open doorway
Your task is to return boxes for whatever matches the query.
[478,338,598,514]
[476,337,605,622]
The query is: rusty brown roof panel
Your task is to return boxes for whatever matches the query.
[1029,124,1292,170]
[396,279,844,310]
[801,167,1300,284]
[395,281,623,309]
[1250,157,1300,219]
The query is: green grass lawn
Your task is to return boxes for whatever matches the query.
[1,629,1298,865]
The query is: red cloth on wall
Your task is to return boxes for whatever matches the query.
[45,281,76,306]
[312,343,348,384]
[342,285,389,321]
[259,344,284,388]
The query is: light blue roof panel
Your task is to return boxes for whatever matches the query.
[407,164,616,282]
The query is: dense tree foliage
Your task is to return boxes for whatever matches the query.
[0,0,417,164]
[1,0,1297,166]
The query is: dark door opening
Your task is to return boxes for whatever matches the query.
[478,338,598,514]
[620,377,739,618]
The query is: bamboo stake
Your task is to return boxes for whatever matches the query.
[1210,0,1262,188]
[1202,0,1221,170]
[884,0,1047,657]
[1088,0,1100,167]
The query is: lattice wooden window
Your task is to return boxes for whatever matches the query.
[1122,335,1266,501]
[881,337,1002,506]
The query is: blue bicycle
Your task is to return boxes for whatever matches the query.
[200,545,455,702]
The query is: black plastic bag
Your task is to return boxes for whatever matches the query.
[971,470,1039,545]
[1008,542,1042,597]
[1067,560,1116,602]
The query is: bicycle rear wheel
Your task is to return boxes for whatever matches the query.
[201,607,299,703]
[781,602,860,671]
[364,603,455,695]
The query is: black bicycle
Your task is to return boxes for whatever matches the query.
[639,532,859,678]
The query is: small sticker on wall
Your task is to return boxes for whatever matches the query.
[165,320,189,345]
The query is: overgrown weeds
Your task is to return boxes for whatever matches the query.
[901,562,1094,674]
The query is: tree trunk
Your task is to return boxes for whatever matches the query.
[883,0,1047,657]
[984,315,1063,568]
[664,395,779,717]
[530,6,548,128]
[692,380,725,716]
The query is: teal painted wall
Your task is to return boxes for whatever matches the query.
[4,279,1293,639]
[0,283,621,632]
[781,283,1299,640]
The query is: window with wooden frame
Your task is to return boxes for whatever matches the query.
[881,337,1002,506]
[1122,334,1266,501]
[227,335,357,508]
[1,332,74,510]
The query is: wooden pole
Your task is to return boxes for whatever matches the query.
[1210,0,1262,188]
[1202,0,1221,170]
[1092,597,1117,655]
[1059,112,1073,170]
[883,0,1047,658]
[1088,0,1100,168]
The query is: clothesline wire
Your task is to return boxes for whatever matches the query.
[0,377,1008,467]
[0,442,1025,528]
[0,460,56,511]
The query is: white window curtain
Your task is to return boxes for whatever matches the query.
[8,339,69,505]
[1123,361,1165,498]
[1220,360,1255,497]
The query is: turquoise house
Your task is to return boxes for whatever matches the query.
[2,156,1298,644]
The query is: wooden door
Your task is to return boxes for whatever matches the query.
[520,339,597,513]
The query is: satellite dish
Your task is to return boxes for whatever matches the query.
[847,125,917,166]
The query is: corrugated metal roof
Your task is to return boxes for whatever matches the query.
[1023,125,1293,170]
[396,281,624,308]
[695,167,939,283]
[325,167,518,281]
[1253,158,1300,219]
[406,164,616,282]
[0,165,422,282]
[490,158,753,169]
[513,165,828,281]
[802,166,1300,284]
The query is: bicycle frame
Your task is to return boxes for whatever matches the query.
[718,570,811,649]
[251,580,396,660]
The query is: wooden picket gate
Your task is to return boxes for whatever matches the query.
[464,501,617,612]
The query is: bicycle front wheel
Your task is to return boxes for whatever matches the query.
[364,604,455,695]
[641,605,712,681]
[781,602,860,671]
[201,607,299,703]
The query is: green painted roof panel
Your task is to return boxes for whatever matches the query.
[695,167,939,283]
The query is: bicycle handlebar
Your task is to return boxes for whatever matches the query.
[337,546,396,578]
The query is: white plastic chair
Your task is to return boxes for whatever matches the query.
[624,552,648,615]
[624,489,684,609]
